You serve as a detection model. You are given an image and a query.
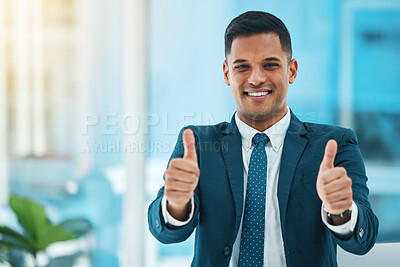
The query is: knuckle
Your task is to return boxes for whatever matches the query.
[338,167,347,176]
[348,188,353,196]
[169,158,178,168]
[164,181,173,190]
[318,174,324,183]
[190,162,199,172]
[322,174,331,184]
[321,184,329,194]
[165,173,175,182]
[164,177,170,185]
[195,168,200,177]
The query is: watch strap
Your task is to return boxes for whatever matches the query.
[326,208,352,218]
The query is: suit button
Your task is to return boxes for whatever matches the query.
[155,219,160,228]
[223,247,230,257]
[359,228,364,238]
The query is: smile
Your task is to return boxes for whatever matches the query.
[245,91,272,97]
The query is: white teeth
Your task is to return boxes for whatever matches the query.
[248,91,270,97]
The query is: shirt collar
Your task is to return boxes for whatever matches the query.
[235,107,291,152]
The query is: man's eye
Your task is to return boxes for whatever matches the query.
[234,65,249,71]
[264,63,279,69]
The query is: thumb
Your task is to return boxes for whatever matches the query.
[320,139,337,171]
[182,128,197,162]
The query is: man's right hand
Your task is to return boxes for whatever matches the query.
[164,128,200,221]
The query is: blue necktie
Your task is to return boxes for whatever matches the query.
[239,133,269,267]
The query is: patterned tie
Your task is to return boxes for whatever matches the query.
[239,133,269,267]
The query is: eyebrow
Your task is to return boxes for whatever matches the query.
[232,57,281,64]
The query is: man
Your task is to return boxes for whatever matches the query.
[148,11,378,267]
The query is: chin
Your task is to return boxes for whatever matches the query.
[242,112,271,121]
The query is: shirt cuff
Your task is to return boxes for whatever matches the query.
[321,201,358,235]
[161,196,195,226]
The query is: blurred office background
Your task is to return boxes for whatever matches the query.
[0,0,399,266]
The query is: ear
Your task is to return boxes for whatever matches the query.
[288,58,298,84]
[223,60,230,86]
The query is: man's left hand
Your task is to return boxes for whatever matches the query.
[316,139,353,216]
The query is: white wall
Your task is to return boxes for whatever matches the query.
[338,243,400,267]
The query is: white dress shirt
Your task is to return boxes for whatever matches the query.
[161,107,358,266]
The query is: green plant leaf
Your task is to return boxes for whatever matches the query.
[0,227,35,253]
[35,223,76,251]
[9,195,46,243]
[9,195,76,251]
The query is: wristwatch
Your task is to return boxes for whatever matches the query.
[326,208,352,219]
[325,208,352,224]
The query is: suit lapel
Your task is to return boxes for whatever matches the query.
[220,115,244,239]
[278,112,308,237]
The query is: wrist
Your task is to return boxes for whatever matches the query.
[325,208,352,225]
[166,200,191,221]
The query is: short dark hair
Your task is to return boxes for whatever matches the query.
[224,11,292,61]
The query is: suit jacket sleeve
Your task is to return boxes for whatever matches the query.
[331,128,379,255]
[147,126,201,244]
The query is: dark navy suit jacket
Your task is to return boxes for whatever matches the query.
[148,111,378,267]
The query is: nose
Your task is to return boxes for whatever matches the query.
[248,66,267,86]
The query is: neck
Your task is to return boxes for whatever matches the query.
[237,110,287,132]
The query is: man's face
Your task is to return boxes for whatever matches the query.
[223,33,298,130]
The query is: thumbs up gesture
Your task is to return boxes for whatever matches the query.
[164,129,200,220]
[316,140,353,217]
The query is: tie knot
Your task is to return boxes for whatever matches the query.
[252,133,269,146]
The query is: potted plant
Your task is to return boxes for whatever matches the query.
[0,195,78,267]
